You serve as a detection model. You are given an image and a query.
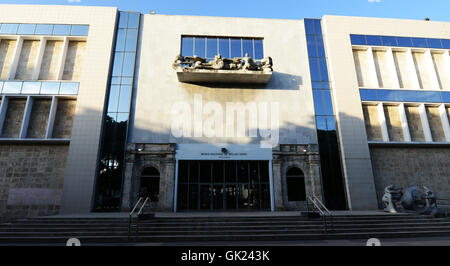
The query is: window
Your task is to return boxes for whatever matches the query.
[360,89,378,101]
[350,34,450,49]
[366,35,382,46]
[181,36,264,60]
[21,82,41,94]
[71,25,89,36]
[17,24,36,35]
[0,23,88,36]
[140,167,160,202]
[0,24,18,34]
[381,36,397,46]
[359,89,450,104]
[52,24,71,36]
[35,24,54,35]
[286,167,306,201]
[350,35,366,45]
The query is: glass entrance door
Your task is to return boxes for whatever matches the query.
[177,160,271,211]
[212,185,223,209]
[224,185,237,209]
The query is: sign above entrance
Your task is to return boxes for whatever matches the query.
[176,144,272,161]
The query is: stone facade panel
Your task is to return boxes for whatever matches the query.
[0,40,17,80]
[426,106,446,142]
[384,105,404,141]
[39,40,63,81]
[405,105,425,142]
[370,146,450,207]
[1,98,26,138]
[0,144,69,218]
[15,40,40,80]
[27,99,51,139]
[63,41,86,81]
[362,104,383,141]
[52,99,76,139]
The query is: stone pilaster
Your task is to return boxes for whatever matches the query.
[120,143,136,212]
[308,144,323,201]
[271,153,284,211]
[161,154,175,211]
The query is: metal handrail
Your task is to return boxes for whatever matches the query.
[307,196,325,216]
[137,197,150,216]
[306,196,333,232]
[135,197,150,242]
[314,196,332,215]
[130,197,143,216]
[313,196,333,231]
[128,197,143,241]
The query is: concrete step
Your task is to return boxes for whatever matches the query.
[14,213,425,222]
[4,226,450,238]
[2,221,450,232]
[2,230,450,244]
[1,214,449,244]
[6,216,442,226]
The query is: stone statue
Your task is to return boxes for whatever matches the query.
[423,186,438,216]
[211,54,225,70]
[242,53,258,70]
[400,185,438,216]
[382,185,438,216]
[172,53,273,72]
[260,56,273,72]
[401,186,425,212]
[172,54,185,69]
[382,185,403,213]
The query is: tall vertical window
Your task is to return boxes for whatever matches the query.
[94,11,140,211]
[181,36,264,60]
[305,19,347,210]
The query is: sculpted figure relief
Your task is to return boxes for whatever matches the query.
[173,53,273,72]
[382,185,439,216]
[382,185,403,213]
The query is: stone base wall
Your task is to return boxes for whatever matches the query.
[0,144,69,218]
[370,146,450,208]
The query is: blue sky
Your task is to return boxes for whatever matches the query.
[1,0,450,22]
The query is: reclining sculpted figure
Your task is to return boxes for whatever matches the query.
[242,53,259,70]
[400,185,438,215]
[172,53,273,72]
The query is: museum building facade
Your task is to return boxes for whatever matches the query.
[0,5,449,217]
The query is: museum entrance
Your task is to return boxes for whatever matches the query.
[177,160,271,211]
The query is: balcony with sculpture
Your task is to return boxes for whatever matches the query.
[172,53,273,84]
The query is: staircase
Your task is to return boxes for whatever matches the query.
[1,213,450,245]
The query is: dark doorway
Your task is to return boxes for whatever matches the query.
[177,160,271,211]
[140,167,160,202]
[286,167,306,201]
